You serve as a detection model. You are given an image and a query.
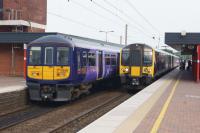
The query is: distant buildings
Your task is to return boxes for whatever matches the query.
[0,0,47,76]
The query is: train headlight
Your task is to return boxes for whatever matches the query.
[32,72,39,76]
[121,68,129,73]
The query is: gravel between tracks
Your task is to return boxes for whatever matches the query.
[1,90,129,133]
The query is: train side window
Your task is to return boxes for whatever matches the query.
[111,55,116,65]
[105,54,111,65]
[88,52,96,66]
[143,49,152,66]
[29,47,41,65]
[45,47,54,65]
[82,51,88,66]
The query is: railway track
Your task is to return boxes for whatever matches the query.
[0,104,57,131]
[49,93,131,133]
[0,89,132,133]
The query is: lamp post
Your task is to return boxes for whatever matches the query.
[152,35,161,49]
[99,30,114,42]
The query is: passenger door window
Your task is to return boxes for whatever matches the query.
[88,52,96,66]
[82,51,88,66]
[105,54,111,65]
[111,55,116,66]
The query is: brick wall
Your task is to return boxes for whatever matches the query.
[0,26,12,32]
[0,0,47,76]
[0,44,24,76]
[3,0,47,25]
[0,0,3,19]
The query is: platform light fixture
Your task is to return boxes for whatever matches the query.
[99,30,114,42]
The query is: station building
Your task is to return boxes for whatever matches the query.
[0,0,47,76]
[165,32,200,82]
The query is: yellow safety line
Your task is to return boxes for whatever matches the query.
[150,75,181,133]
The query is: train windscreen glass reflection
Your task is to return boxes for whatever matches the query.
[131,50,141,66]
[57,47,69,65]
[29,47,41,65]
[143,49,152,66]
[45,47,54,65]
[122,48,130,66]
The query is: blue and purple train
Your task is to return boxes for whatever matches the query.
[26,35,123,101]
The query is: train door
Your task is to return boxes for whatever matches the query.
[98,51,103,79]
[43,47,54,80]
[77,50,87,81]
[130,46,142,77]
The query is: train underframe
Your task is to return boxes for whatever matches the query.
[121,75,153,90]
[27,82,92,102]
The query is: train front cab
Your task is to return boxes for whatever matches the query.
[26,44,72,101]
[120,44,155,88]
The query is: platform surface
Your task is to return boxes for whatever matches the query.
[79,69,200,133]
[0,76,26,94]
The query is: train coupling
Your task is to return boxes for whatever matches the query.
[132,78,139,86]
[40,85,56,100]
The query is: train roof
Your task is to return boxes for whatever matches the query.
[123,43,179,58]
[29,35,124,53]
[123,43,152,49]
[155,49,179,58]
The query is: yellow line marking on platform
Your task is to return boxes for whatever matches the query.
[150,75,181,133]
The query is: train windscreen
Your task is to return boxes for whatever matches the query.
[44,47,54,65]
[121,48,130,66]
[29,47,41,65]
[131,50,141,66]
[143,48,152,66]
[57,47,70,65]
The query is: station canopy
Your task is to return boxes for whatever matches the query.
[165,32,200,55]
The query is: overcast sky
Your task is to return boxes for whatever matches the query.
[47,0,200,49]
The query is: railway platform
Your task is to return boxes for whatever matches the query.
[0,76,27,116]
[0,76,26,94]
[79,68,200,133]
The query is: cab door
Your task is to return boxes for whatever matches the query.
[43,47,54,80]
[130,46,142,77]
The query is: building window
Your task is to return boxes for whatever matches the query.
[45,47,54,65]
[57,47,69,65]
[29,47,41,65]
